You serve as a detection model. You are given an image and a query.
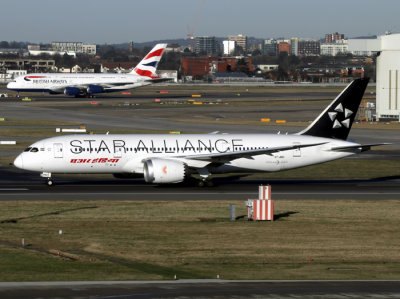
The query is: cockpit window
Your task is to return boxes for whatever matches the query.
[30,147,39,152]
[24,147,32,152]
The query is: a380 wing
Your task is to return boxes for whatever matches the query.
[48,82,136,93]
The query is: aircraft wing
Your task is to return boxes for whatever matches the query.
[46,82,125,93]
[330,143,391,152]
[177,142,327,163]
[145,78,173,83]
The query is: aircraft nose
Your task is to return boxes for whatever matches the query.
[13,154,24,169]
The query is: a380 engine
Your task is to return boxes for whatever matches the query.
[87,85,104,94]
[143,159,188,184]
[64,87,81,96]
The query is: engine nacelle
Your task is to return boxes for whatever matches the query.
[143,159,187,184]
[64,87,81,96]
[87,85,104,94]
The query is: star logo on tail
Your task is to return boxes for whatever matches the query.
[330,103,354,129]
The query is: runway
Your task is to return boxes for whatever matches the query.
[1,167,399,200]
[1,280,400,298]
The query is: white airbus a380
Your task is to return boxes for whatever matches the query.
[13,78,387,186]
[7,44,168,97]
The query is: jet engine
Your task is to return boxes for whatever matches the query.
[143,158,187,184]
[87,85,104,94]
[64,87,81,96]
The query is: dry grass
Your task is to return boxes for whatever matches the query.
[0,199,400,281]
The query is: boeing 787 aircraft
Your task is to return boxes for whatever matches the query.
[13,78,388,186]
[7,44,168,97]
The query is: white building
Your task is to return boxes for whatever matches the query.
[348,38,380,56]
[320,40,348,56]
[82,44,97,55]
[257,64,279,73]
[223,40,235,55]
[51,42,97,55]
[0,70,27,83]
[350,33,400,120]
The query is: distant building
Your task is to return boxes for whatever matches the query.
[158,70,178,83]
[223,40,235,55]
[325,32,345,43]
[28,45,40,51]
[228,34,247,52]
[165,44,184,53]
[348,38,380,56]
[0,48,25,55]
[348,33,400,120]
[0,58,55,72]
[263,39,277,56]
[298,39,320,56]
[278,42,290,55]
[51,42,97,55]
[195,36,218,55]
[181,57,254,78]
[320,40,349,56]
[256,64,279,73]
[0,70,27,83]
[29,50,72,57]
[82,44,97,55]
[101,62,137,73]
[290,37,298,55]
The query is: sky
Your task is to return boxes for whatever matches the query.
[1,0,399,44]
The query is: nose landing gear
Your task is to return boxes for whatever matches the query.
[40,172,54,186]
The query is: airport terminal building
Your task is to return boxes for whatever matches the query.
[350,33,400,120]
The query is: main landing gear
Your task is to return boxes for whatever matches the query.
[196,168,214,187]
[197,179,214,187]
[41,172,54,186]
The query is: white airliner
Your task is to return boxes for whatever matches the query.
[13,78,387,186]
[7,44,168,97]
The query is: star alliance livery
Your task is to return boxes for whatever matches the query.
[7,44,168,97]
[13,78,388,186]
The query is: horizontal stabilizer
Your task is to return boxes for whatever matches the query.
[330,143,391,152]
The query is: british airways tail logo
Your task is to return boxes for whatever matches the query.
[135,47,165,78]
[144,48,165,60]
[24,76,46,81]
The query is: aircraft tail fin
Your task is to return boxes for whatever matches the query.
[131,43,168,78]
[297,77,369,140]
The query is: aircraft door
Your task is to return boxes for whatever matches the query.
[54,143,63,158]
[114,147,123,158]
[293,142,301,157]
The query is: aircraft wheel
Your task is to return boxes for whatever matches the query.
[46,179,54,186]
[197,180,205,187]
